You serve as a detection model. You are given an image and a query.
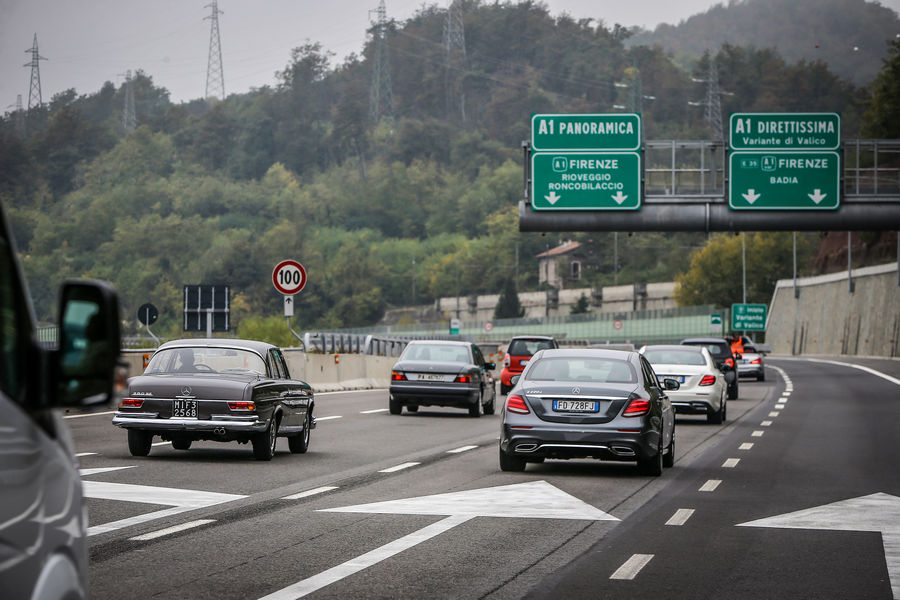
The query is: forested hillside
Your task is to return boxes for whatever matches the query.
[627,0,900,86]
[0,0,894,339]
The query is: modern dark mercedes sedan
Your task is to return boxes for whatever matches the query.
[113,339,315,460]
[499,348,678,475]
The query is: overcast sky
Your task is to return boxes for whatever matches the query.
[2,0,900,108]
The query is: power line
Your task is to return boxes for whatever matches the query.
[23,34,47,110]
[688,58,732,140]
[369,0,394,122]
[205,1,225,100]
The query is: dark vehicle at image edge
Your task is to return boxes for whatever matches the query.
[0,203,120,600]
[681,337,740,399]
[499,348,677,475]
[389,340,497,417]
[113,339,316,460]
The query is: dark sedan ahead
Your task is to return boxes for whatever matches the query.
[389,340,496,417]
[113,339,315,461]
[499,348,677,475]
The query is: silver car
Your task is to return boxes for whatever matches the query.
[640,344,728,424]
[737,344,766,381]
[499,348,677,475]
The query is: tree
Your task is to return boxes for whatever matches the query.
[862,38,900,138]
[494,277,524,319]
[570,293,590,315]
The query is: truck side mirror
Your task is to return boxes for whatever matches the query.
[57,280,121,407]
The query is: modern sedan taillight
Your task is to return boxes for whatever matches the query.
[454,374,472,383]
[506,394,531,414]
[391,371,407,381]
[623,398,651,417]
[699,375,717,386]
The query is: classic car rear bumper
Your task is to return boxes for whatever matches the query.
[112,412,266,432]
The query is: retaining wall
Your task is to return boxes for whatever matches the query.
[767,262,900,357]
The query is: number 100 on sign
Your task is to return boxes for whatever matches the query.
[272,260,308,295]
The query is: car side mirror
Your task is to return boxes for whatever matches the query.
[510,374,520,385]
[57,280,121,407]
[662,378,681,391]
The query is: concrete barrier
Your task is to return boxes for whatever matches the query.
[767,262,900,357]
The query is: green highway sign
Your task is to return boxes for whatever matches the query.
[532,113,641,151]
[729,151,840,210]
[729,112,840,150]
[531,152,641,210]
[710,313,723,333]
[731,303,768,332]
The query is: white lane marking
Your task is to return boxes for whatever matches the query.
[699,480,721,492]
[802,358,900,387]
[752,430,765,437]
[82,481,245,536]
[722,458,740,468]
[80,466,135,476]
[360,408,389,414]
[129,519,216,541]
[64,410,116,420]
[775,404,786,410]
[316,416,343,422]
[378,462,420,473]
[75,452,98,457]
[610,554,654,580]
[151,441,170,446]
[761,420,773,427]
[446,445,478,454]
[666,509,695,526]
[257,515,473,600]
[768,411,780,417]
[739,443,754,450]
[739,492,900,598]
[282,486,339,500]
[261,482,615,600]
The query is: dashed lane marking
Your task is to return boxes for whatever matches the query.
[752,430,765,437]
[76,452,98,457]
[761,420,773,427]
[739,443,754,451]
[282,486,340,500]
[316,416,343,421]
[768,411,780,417]
[379,462,420,473]
[64,410,116,419]
[446,445,478,454]
[699,480,721,492]
[610,554,654,580]
[129,519,216,541]
[665,509,695,526]
[723,458,740,468]
[360,408,389,414]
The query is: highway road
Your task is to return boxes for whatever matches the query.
[66,356,900,599]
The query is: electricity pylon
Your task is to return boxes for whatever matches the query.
[369,0,394,122]
[122,70,136,131]
[205,1,225,100]
[443,0,466,123]
[689,58,731,140]
[23,34,47,110]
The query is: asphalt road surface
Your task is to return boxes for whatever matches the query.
[66,356,900,600]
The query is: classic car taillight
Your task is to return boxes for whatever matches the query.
[228,401,256,410]
[699,375,717,386]
[454,374,472,383]
[623,398,651,417]
[119,398,143,408]
[391,371,407,381]
[505,395,530,414]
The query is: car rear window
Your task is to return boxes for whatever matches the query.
[525,357,636,383]
[146,347,267,375]
[402,344,470,363]
[685,342,727,357]
[507,339,554,356]
[644,349,706,366]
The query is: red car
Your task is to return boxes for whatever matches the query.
[500,336,558,395]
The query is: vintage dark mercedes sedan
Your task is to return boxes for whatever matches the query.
[499,348,677,475]
[113,339,315,461]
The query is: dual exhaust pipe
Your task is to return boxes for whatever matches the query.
[213,427,227,436]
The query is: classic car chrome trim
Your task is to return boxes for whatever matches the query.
[111,415,264,431]
[113,411,158,419]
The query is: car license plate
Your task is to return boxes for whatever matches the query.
[418,373,444,382]
[552,400,599,413]
[658,375,685,383]
[173,399,198,418]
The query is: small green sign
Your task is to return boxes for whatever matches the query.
[532,113,641,151]
[531,152,641,210]
[710,313,723,332]
[729,151,840,210]
[731,303,768,332]
[729,112,840,150]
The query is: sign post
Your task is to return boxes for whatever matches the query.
[530,113,642,211]
[728,112,841,211]
[273,260,308,347]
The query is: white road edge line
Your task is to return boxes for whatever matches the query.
[282,486,339,500]
[257,515,473,600]
[722,458,740,468]
[446,445,478,454]
[665,509,695,526]
[610,554,654,580]
[129,519,216,541]
[64,410,116,420]
[802,358,900,386]
[360,408,390,414]
[699,479,721,492]
[379,462,420,473]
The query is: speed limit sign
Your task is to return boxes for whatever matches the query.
[272,260,307,295]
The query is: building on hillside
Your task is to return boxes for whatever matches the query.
[536,241,584,289]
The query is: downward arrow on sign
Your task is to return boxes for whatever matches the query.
[808,189,827,204]
[742,189,761,204]
[611,191,628,204]
[545,191,562,205]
